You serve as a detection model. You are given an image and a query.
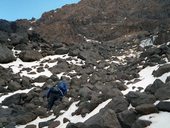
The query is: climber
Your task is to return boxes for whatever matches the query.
[46,80,68,111]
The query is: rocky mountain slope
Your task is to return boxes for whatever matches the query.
[0,0,170,128]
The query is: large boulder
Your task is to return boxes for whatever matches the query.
[2,93,21,106]
[145,79,164,94]
[13,113,37,125]
[118,109,138,128]
[152,64,170,77]
[125,91,156,107]
[135,104,158,115]
[19,50,43,62]
[131,119,151,128]
[8,80,22,91]
[84,109,121,128]
[105,96,129,113]
[154,82,170,100]
[0,44,16,63]
[156,101,170,112]
[55,47,69,55]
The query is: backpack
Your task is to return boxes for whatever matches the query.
[56,81,68,96]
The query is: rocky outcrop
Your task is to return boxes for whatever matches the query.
[33,0,170,44]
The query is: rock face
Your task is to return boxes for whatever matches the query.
[33,0,170,44]
[0,44,16,63]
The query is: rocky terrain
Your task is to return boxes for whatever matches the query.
[0,0,170,128]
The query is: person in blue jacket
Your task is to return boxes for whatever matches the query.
[46,80,68,111]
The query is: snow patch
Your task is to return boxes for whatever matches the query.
[140,112,170,128]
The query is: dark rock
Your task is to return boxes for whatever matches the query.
[126,91,156,107]
[140,47,161,58]
[135,104,158,115]
[34,75,49,82]
[0,44,16,63]
[66,123,87,128]
[8,80,22,91]
[72,99,101,117]
[49,60,69,74]
[21,76,31,88]
[118,109,138,128]
[152,64,170,77]
[39,121,49,128]
[49,121,60,128]
[63,118,70,123]
[25,103,37,112]
[33,107,47,117]
[0,20,12,33]
[14,113,37,125]
[52,42,63,48]
[0,117,9,127]
[10,33,28,45]
[0,86,7,93]
[166,76,170,83]
[2,93,21,106]
[19,50,43,62]
[105,96,129,113]
[4,122,16,128]
[154,31,170,45]
[85,109,121,128]
[0,78,6,86]
[55,47,69,54]
[79,86,92,100]
[25,124,37,128]
[156,101,170,112]
[102,88,123,98]
[131,119,151,128]
[37,67,45,73]
[145,79,164,94]
[155,82,170,100]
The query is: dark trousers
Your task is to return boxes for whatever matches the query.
[47,92,59,110]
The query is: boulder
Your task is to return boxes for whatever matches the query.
[4,122,16,128]
[14,113,37,125]
[48,121,60,128]
[152,64,170,77]
[84,109,121,128]
[135,104,158,115]
[105,96,129,113]
[19,50,43,62]
[0,44,16,63]
[34,75,49,82]
[131,119,151,128]
[118,109,138,128]
[66,123,87,128]
[155,83,170,100]
[55,47,69,54]
[2,93,21,106]
[25,125,37,128]
[125,91,156,107]
[21,76,31,88]
[33,107,47,117]
[145,79,164,94]
[72,99,101,117]
[156,101,170,112]
[101,88,123,98]
[8,80,22,91]
[79,86,93,100]
[154,31,170,45]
